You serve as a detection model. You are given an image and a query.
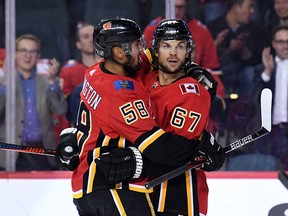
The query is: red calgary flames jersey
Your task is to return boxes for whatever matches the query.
[72,62,160,198]
[146,73,211,215]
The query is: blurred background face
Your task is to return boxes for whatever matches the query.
[16,39,39,73]
[272,29,288,60]
[76,25,95,55]
[274,0,288,20]
[234,0,254,25]
[175,0,188,20]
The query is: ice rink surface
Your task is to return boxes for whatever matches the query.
[0,171,287,216]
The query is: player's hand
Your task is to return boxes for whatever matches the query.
[96,147,143,185]
[183,61,218,101]
[55,127,79,171]
[196,130,225,171]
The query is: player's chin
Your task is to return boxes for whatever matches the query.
[133,58,142,70]
[169,65,182,73]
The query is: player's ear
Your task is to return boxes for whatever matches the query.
[154,50,159,58]
[112,47,124,58]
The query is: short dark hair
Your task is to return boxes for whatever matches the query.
[227,0,244,10]
[271,24,288,40]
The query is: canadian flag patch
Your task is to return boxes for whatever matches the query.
[179,83,200,95]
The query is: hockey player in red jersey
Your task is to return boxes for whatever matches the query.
[143,0,221,71]
[55,17,225,216]
[145,19,221,216]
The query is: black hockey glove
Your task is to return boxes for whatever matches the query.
[96,147,143,185]
[55,127,79,171]
[183,61,218,101]
[196,130,225,172]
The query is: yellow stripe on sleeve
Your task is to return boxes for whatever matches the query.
[138,129,165,152]
[73,189,83,199]
[118,135,126,147]
[102,135,111,146]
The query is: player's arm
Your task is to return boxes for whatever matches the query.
[96,127,225,184]
[108,89,201,166]
[96,89,224,182]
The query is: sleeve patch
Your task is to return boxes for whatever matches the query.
[179,83,200,95]
[114,80,135,91]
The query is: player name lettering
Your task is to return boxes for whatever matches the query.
[82,78,102,110]
[230,135,253,150]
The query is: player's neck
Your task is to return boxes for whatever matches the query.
[104,60,126,76]
[158,70,184,86]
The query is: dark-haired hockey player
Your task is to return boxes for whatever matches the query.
[55,17,225,216]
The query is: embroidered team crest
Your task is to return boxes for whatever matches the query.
[103,22,112,29]
[179,83,200,95]
[114,80,134,91]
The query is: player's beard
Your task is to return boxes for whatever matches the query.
[124,64,141,78]
[124,55,142,78]
[158,59,185,74]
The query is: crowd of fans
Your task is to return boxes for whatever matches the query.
[0,0,287,171]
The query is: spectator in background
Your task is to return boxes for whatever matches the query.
[253,24,288,170]
[207,0,269,97]
[69,84,83,126]
[64,0,86,58]
[58,23,102,126]
[0,48,4,68]
[265,0,288,38]
[0,34,67,171]
[60,24,101,97]
[144,0,221,72]
[200,0,227,24]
